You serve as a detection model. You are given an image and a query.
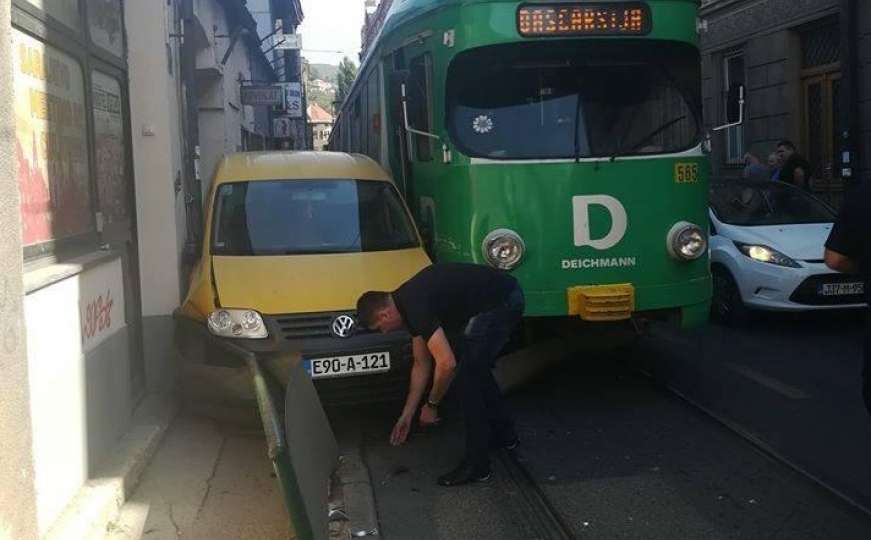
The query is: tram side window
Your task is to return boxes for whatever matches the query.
[367,69,382,161]
[352,96,362,153]
[360,84,369,156]
[408,54,433,162]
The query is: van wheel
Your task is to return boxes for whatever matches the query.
[712,267,749,326]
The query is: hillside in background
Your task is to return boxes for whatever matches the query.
[305,62,339,115]
[309,63,339,82]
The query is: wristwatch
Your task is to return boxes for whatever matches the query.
[425,398,440,410]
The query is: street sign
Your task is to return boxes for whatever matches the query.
[273,116,292,138]
[284,82,303,118]
[240,85,284,106]
[275,33,302,50]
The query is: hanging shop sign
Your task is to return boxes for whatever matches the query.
[284,82,303,118]
[275,33,302,50]
[240,85,285,106]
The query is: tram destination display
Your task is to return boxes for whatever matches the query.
[517,3,651,37]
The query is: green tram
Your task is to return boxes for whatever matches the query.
[329,1,712,327]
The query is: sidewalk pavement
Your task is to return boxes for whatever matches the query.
[106,415,291,540]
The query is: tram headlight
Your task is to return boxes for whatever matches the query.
[208,309,268,339]
[667,222,707,261]
[482,229,525,270]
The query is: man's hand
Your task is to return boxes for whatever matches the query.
[419,404,440,426]
[390,413,413,446]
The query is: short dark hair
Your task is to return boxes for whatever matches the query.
[777,140,796,151]
[356,291,391,328]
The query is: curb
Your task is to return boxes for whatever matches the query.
[332,449,380,539]
[45,393,178,540]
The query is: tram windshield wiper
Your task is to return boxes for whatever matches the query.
[609,114,687,162]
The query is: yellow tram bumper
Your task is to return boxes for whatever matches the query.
[567,284,636,322]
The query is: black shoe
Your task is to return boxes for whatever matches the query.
[437,463,491,487]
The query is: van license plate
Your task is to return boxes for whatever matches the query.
[306,352,391,379]
[818,282,864,296]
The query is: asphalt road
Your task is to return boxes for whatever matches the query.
[335,310,871,539]
[640,309,871,514]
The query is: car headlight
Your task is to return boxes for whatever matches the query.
[734,242,801,268]
[207,309,269,339]
[667,221,707,261]
[482,229,525,270]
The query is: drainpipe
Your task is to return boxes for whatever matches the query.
[839,0,861,187]
[180,0,204,279]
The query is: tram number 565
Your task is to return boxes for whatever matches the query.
[674,162,699,184]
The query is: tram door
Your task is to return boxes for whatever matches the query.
[389,46,437,256]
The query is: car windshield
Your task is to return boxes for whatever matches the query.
[446,41,701,160]
[211,179,419,255]
[710,182,836,226]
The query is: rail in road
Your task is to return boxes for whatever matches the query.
[344,329,871,540]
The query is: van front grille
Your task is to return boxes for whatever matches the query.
[271,311,353,340]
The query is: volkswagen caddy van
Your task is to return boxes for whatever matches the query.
[176,151,431,404]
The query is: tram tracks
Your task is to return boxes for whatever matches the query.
[495,447,577,540]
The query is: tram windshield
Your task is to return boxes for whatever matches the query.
[446,41,701,160]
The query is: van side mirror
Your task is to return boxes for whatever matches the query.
[713,84,745,132]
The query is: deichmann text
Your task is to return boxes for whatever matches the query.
[561,257,637,269]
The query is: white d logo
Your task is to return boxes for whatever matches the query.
[572,195,628,250]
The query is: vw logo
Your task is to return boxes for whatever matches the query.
[331,315,356,338]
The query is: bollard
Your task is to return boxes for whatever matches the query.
[247,352,338,540]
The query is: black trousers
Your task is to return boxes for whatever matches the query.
[453,285,525,469]
[864,317,871,417]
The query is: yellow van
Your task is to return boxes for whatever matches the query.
[176,151,431,404]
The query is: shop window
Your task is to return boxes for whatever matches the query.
[14,29,93,248]
[87,0,124,58]
[408,53,433,162]
[722,52,745,165]
[23,0,81,30]
[92,71,129,225]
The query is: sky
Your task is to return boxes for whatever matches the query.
[298,0,366,66]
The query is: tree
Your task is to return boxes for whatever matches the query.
[335,57,358,106]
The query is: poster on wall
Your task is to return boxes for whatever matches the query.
[87,0,124,57]
[24,0,80,29]
[13,29,92,247]
[92,71,128,224]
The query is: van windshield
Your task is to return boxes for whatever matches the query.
[211,179,419,255]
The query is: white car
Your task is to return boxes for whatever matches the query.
[709,180,866,323]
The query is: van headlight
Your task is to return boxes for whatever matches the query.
[482,229,525,270]
[208,309,268,339]
[667,221,706,261]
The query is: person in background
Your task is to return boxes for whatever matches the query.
[776,140,811,190]
[824,180,871,417]
[743,152,772,182]
[767,152,782,181]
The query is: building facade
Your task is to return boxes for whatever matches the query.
[700,0,869,205]
[308,102,334,151]
[0,1,299,538]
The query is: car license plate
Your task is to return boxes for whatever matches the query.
[305,352,391,379]
[818,282,865,296]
